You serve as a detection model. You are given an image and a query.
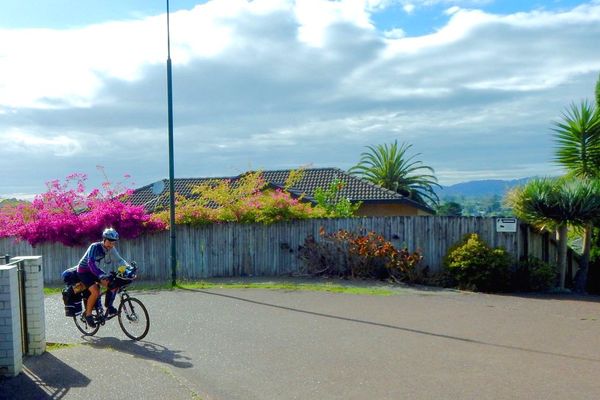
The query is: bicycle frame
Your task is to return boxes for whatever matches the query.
[73,281,150,340]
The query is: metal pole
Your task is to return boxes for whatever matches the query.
[167,0,177,286]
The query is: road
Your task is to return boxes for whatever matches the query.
[8,284,600,399]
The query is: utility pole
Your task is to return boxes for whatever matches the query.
[166,0,177,286]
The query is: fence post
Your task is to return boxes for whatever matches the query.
[4,254,10,264]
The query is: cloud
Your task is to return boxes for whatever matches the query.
[1,129,82,156]
[1,0,599,198]
[403,3,416,14]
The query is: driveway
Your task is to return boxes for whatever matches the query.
[4,283,600,399]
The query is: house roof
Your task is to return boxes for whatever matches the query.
[128,167,434,214]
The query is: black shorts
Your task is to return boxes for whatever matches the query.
[77,271,99,287]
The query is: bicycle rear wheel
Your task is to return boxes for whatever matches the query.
[73,306,100,336]
[118,297,150,341]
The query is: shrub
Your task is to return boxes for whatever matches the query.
[513,256,557,292]
[155,170,328,226]
[443,233,512,292]
[298,228,424,283]
[0,173,164,246]
[313,179,362,217]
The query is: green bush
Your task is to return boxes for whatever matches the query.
[443,233,512,292]
[513,256,557,292]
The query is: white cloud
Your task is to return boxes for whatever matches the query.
[2,129,82,156]
[403,3,416,14]
[445,6,461,15]
[1,0,600,197]
[383,27,406,38]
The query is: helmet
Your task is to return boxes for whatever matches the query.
[102,228,119,241]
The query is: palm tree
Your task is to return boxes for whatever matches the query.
[348,141,441,207]
[507,177,600,289]
[553,100,600,179]
[553,100,600,292]
[595,72,600,108]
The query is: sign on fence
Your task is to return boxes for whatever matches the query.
[496,218,517,233]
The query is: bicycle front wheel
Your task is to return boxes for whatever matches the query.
[118,297,150,341]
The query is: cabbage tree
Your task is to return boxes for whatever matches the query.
[553,100,600,292]
[507,177,600,289]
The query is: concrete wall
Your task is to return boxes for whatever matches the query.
[0,264,22,376]
[0,256,45,377]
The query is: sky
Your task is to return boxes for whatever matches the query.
[1,0,599,199]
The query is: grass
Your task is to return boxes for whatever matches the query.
[175,280,398,296]
[45,279,400,296]
[46,342,78,351]
[44,286,63,296]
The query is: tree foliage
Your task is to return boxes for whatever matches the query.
[155,170,360,227]
[436,201,463,216]
[313,179,362,217]
[553,100,600,179]
[506,177,600,289]
[349,141,441,207]
[595,72,600,108]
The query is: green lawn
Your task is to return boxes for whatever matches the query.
[45,279,401,296]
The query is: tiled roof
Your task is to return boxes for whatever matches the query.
[128,167,433,213]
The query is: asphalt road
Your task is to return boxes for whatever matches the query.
[5,284,600,399]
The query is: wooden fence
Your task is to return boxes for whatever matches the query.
[0,216,578,284]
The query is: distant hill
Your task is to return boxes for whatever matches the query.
[0,198,29,208]
[438,178,532,198]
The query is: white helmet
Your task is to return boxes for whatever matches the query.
[102,228,119,241]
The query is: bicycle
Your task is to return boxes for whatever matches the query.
[72,263,150,341]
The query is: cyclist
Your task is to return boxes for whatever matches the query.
[77,228,130,327]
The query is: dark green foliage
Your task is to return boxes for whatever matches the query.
[440,194,514,217]
[553,100,600,179]
[443,233,512,292]
[595,72,600,108]
[349,141,441,207]
[436,201,463,216]
[512,256,557,292]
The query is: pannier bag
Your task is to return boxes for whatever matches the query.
[61,266,86,317]
[63,297,83,317]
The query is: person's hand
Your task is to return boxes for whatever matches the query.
[99,272,115,287]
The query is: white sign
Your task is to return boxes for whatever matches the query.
[496,218,517,233]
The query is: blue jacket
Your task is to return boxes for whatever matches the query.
[76,242,129,278]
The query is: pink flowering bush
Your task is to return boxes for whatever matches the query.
[0,173,165,246]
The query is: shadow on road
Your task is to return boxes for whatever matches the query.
[184,288,600,364]
[499,292,600,303]
[0,352,90,400]
[81,336,193,368]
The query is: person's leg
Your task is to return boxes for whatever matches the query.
[86,284,99,316]
[104,289,116,308]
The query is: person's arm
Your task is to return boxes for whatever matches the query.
[87,244,107,277]
[110,247,130,267]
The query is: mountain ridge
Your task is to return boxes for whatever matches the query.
[438,178,533,198]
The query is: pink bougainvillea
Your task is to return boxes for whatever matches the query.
[0,173,165,247]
